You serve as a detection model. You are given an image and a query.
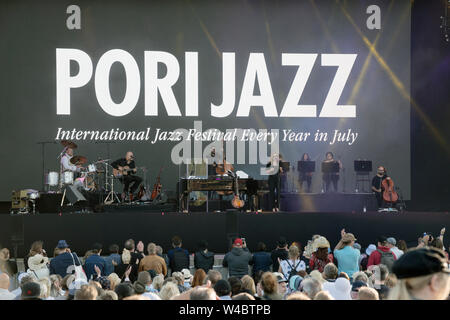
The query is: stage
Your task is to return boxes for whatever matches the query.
[0,210,448,258]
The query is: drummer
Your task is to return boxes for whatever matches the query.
[61,147,83,173]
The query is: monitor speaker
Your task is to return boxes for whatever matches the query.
[65,186,87,205]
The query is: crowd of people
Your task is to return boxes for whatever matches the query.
[0,228,448,300]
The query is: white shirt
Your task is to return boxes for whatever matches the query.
[61,154,80,172]
[279,259,306,279]
[0,288,16,300]
[142,292,161,300]
[27,268,50,280]
[390,247,404,259]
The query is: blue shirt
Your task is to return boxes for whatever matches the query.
[251,251,273,273]
[49,252,81,278]
[333,246,360,278]
[84,254,106,280]
[104,253,121,276]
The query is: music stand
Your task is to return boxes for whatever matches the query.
[354,160,372,193]
[321,162,339,173]
[298,161,315,173]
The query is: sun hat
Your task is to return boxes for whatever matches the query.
[328,277,352,300]
[181,268,192,280]
[313,236,330,251]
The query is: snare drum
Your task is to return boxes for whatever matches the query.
[62,171,74,185]
[87,164,96,173]
[46,172,59,186]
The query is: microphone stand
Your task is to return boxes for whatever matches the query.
[37,141,56,191]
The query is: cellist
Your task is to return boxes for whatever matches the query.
[371,166,389,209]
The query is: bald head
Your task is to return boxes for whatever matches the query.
[126,152,134,161]
[0,273,10,289]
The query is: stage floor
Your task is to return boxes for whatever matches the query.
[1,210,448,257]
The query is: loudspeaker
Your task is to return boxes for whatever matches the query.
[65,186,87,205]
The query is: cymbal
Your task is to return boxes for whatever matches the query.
[61,140,78,149]
[70,155,87,165]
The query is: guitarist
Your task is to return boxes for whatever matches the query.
[371,166,389,209]
[111,152,143,201]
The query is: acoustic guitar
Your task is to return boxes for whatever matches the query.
[113,166,141,178]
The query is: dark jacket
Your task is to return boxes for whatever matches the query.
[115,251,144,282]
[168,247,190,272]
[222,247,252,278]
[251,251,272,274]
[271,248,288,272]
[84,254,106,280]
[49,252,81,278]
[194,250,215,273]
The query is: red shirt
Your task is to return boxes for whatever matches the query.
[367,246,397,267]
[309,252,334,273]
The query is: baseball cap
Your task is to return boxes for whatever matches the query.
[365,244,377,256]
[342,233,357,243]
[273,272,287,283]
[233,238,243,247]
[392,247,450,279]
[21,282,41,299]
[351,280,367,292]
[386,237,396,246]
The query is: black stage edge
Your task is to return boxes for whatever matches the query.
[0,211,449,258]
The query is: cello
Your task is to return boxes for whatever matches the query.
[382,177,399,204]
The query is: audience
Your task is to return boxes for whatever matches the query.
[271,237,289,272]
[0,228,448,301]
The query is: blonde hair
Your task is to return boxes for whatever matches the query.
[122,249,131,264]
[314,290,334,300]
[74,284,98,300]
[288,245,300,259]
[287,292,311,300]
[241,275,256,295]
[159,282,180,300]
[358,287,379,300]
[107,273,121,291]
[153,274,164,291]
[388,272,447,300]
[38,278,51,299]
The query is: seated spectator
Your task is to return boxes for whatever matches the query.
[287,275,303,294]
[214,279,232,300]
[191,269,207,288]
[271,237,289,273]
[309,270,325,285]
[206,270,222,287]
[286,292,311,300]
[327,277,352,300]
[333,230,360,278]
[228,276,243,297]
[84,243,106,280]
[104,244,121,276]
[194,240,215,273]
[350,280,367,299]
[240,275,256,296]
[95,276,111,291]
[389,247,450,300]
[182,268,193,288]
[98,290,118,300]
[168,236,190,273]
[38,278,52,300]
[0,248,18,289]
[273,272,288,297]
[322,263,339,293]
[115,282,135,300]
[74,284,98,300]
[301,278,322,299]
[223,238,252,279]
[49,274,64,299]
[232,292,255,300]
[21,281,41,300]
[368,236,397,272]
[387,237,404,259]
[278,244,306,280]
[152,274,164,292]
[49,240,82,278]
[0,273,15,300]
[159,282,180,300]
[189,287,217,300]
[309,237,334,273]
[357,287,380,300]
[138,243,167,276]
[260,272,283,300]
[107,273,121,291]
[27,253,50,280]
[360,244,376,271]
[251,242,272,276]
[314,290,334,300]
[172,272,188,293]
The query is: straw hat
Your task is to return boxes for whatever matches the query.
[313,236,330,251]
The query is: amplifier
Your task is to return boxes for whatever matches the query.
[11,190,29,213]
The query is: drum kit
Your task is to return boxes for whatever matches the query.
[45,140,113,195]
